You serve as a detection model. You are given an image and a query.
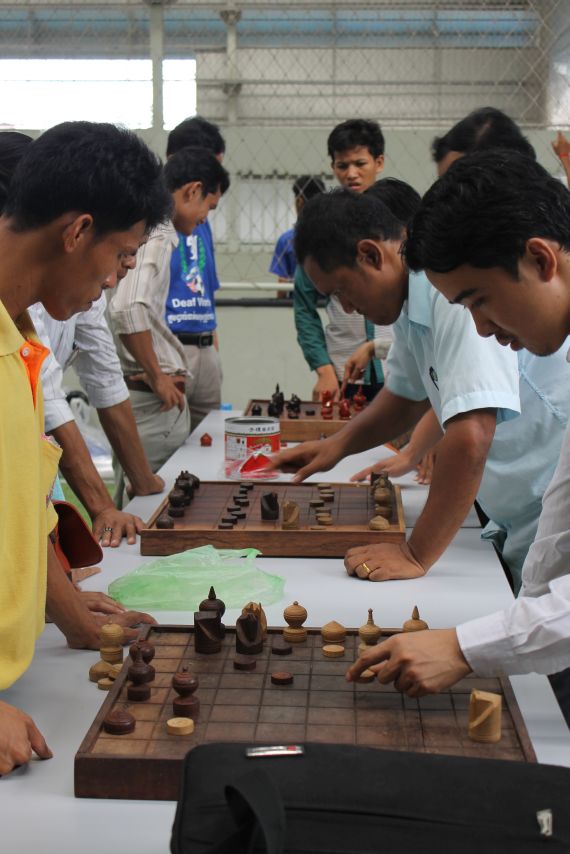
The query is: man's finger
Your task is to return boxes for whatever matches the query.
[346,649,389,681]
[350,466,373,482]
[27,720,53,761]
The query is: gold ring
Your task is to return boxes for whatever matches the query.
[361,562,372,577]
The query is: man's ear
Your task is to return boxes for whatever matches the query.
[356,238,383,270]
[62,214,93,253]
[374,154,385,173]
[525,237,558,282]
[183,181,203,203]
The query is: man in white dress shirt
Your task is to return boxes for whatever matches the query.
[348,150,570,724]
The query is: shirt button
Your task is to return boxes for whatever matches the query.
[21,347,30,357]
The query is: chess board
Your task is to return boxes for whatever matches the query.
[74,625,536,801]
[244,399,367,442]
[140,481,405,557]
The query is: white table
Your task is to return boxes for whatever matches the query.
[2,411,569,854]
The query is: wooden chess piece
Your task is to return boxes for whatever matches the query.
[352,389,367,411]
[100,623,124,664]
[235,611,264,655]
[194,611,222,654]
[373,486,392,505]
[282,500,300,530]
[89,660,116,683]
[402,606,429,632]
[251,403,262,416]
[358,609,381,653]
[369,515,390,530]
[283,601,308,644]
[129,640,156,664]
[172,667,200,719]
[260,492,279,521]
[127,645,155,701]
[242,602,267,637]
[321,620,347,644]
[199,586,226,638]
[468,690,502,743]
[200,433,213,446]
[338,399,351,420]
[103,706,136,735]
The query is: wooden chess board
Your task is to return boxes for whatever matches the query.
[244,399,367,442]
[74,625,536,800]
[140,481,405,557]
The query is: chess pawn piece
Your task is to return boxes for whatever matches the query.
[358,609,381,653]
[103,706,136,735]
[282,500,300,530]
[199,586,226,638]
[172,667,200,719]
[235,611,264,655]
[373,487,392,505]
[321,620,346,644]
[283,601,308,644]
[129,640,156,664]
[468,690,502,744]
[369,515,390,531]
[352,389,367,411]
[402,606,429,632]
[100,623,124,664]
[242,602,268,637]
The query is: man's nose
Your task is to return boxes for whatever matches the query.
[103,270,119,289]
[472,309,496,338]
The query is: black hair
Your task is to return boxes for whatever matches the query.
[405,149,570,278]
[295,189,404,273]
[327,119,385,160]
[163,146,230,196]
[366,178,421,225]
[292,175,326,202]
[432,107,535,163]
[4,121,171,235]
[0,131,32,213]
[166,116,226,157]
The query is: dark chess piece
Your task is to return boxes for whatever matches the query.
[127,645,155,701]
[129,640,155,664]
[103,706,136,735]
[199,587,226,638]
[168,488,186,507]
[156,514,174,529]
[178,471,200,491]
[172,667,200,718]
[338,399,351,420]
[352,388,366,411]
[286,393,301,416]
[268,384,285,418]
[251,403,262,416]
[260,492,279,521]
[267,400,280,418]
[321,403,334,420]
[194,611,222,654]
[235,611,264,655]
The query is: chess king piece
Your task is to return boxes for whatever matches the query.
[242,602,268,637]
[468,690,502,743]
[100,622,124,664]
[358,609,381,653]
[402,606,429,632]
[282,499,300,530]
[235,611,264,655]
[172,667,200,719]
[283,601,308,644]
[199,586,226,638]
[194,611,222,654]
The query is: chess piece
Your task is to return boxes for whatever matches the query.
[89,660,116,683]
[172,667,200,719]
[321,403,333,420]
[338,399,351,420]
[271,671,294,685]
[373,487,392,505]
[268,384,285,417]
[100,623,124,665]
[358,609,381,652]
[103,706,136,735]
[322,644,345,658]
[167,717,195,736]
[320,390,334,406]
[129,640,155,664]
[178,471,200,491]
[402,606,429,632]
[126,645,155,701]
[373,505,392,520]
[242,602,267,637]
[468,690,502,743]
[251,403,262,416]
[352,388,366,411]
[260,491,279,521]
[235,611,264,655]
[199,586,226,638]
[156,514,174,529]
[168,505,184,518]
[234,654,257,671]
[369,515,390,531]
[321,620,346,644]
[194,611,222,654]
[283,601,308,644]
[200,433,213,447]
[168,488,186,507]
[282,499,300,530]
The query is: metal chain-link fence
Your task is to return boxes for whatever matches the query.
[0,0,569,281]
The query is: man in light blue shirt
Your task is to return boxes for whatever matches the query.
[270,188,568,584]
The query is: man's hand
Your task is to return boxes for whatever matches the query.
[345,542,426,581]
[342,341,374,386]
[126,473,165,500]
[75,589,128,616]
[312,365,340,403]
[0,701,52,776]
[66,609,158,649]
[351,451,416,482]
[92,507,143,547]
[552,130,570,163]
[131,371,185,412]
[416,450,436,485]
[268,437,343,482]
[346,629,471,697]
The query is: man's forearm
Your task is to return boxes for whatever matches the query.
[97,400,157,492]
[408,409,497,569]
[50,420,113,519]
[335,388,430,458]
[404,408,443,463]
[119,330,164,381]
[46,538,99,649]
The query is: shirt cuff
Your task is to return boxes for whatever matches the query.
[44,398,75,433]
[456,610,521,676]
[109,304,151,335]
[82,380,129,411]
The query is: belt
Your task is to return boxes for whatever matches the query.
[125,377,186,394]
[175,332,214,347]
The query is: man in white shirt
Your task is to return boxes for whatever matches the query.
[348,150,570,722]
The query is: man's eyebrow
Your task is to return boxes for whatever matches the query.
[450,287,477,305]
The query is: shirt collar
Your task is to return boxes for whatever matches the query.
[404,271,437,328]
[0,300,39,356]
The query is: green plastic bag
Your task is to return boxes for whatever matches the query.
[108,545,284,611]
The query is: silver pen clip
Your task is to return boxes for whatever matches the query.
[246,745,305,758]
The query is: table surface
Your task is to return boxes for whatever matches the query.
[3,410,569,854]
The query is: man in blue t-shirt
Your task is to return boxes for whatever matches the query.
[165,117,226,430]
[269,175,326,290]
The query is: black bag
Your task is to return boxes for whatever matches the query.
[171,743,570,854]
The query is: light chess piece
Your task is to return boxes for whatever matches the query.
[468,690,502,743]
[402,606,429,632]
[283,601,308,644]
[358,608,381,654]
[100,623,124,664]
